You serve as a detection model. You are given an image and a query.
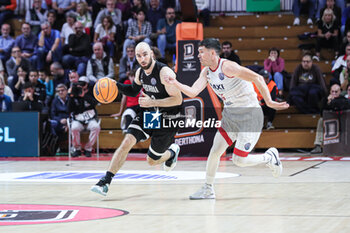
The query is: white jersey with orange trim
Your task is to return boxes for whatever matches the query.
[207,58,260,108]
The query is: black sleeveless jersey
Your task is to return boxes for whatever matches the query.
[138,60,182,113]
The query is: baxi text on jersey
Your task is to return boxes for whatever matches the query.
[163,118,221,128]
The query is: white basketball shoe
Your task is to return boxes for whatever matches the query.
[265,147,283,178]
[189,184,216,200]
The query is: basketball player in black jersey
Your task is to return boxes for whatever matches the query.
[91,42,183,196]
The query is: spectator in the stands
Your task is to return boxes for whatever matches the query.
[220,41,241,65]
[130,0,148,23]
[47,10,60,31]
[28,69,46,106]
[316,0,342,23]
[331,43,350,85]
[0,74,14,101]
[76,2,92,35]
[151,46,168,65]
[289,53,328,113]
[6,46,31,89]
[118,43,139,83]
[38,69,54,103]
[68,76,100,157]
[61,12,77,45]
[15,23,38,69]
[111,69,140,133]
[339,55,350,91]
[0,78,12,112]
[37,22,62,70]
[51,0,76,28]
[94,15,116,57]
[147,0,165,35]
[25,0,48,35]
[91,0,107,26]
[0,0,16,27]
[62,21,91,76]
[18,82,43,112]
[116,0,132,22]
[94,0,122,29]
[253,69,278,130]
[14,65,29,100]
[310,83,348,154]
[50,61,70,88]
[313,8,339,61]
[195,0,210,27]
[156,7,181,58]
[264,47,285,99]
[292,0,316,26]
[86,42,115,83]
[0,23,14,64]
[50,83,69,137]
[68,68,80,88]
[123,8,152,57]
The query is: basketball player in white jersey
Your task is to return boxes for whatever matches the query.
[164,38,289,199]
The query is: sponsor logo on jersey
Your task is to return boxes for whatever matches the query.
[0,204,128,226]
[142,84,160,93]
[150,77,157,86]
[209,83,225,91]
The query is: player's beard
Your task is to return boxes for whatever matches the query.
[141,58,153,70]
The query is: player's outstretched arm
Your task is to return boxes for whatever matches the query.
[222,60,289,111]
[115,68,142,97]
[163,67,208,98]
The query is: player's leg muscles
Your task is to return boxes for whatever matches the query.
[205,131,230,185]
[108,133,137,173]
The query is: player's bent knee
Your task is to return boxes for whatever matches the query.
[120,134,136,149]
[232,154,249,167]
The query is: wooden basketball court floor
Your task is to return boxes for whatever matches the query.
[1,155,350,233]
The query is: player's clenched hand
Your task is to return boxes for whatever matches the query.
[139,92,154,107]
[163,75,176,85]
[266,101,289,111]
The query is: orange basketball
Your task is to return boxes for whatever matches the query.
[93,77,118,104]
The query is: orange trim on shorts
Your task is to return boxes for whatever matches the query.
[233,148,249,157]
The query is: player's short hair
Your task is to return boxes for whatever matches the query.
[199,38,221,55]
